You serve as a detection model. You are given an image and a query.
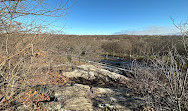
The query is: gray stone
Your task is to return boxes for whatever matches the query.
[62,64,130,83]
[38,102,63,111]
[55,84,91,102]
[63,97,93,111]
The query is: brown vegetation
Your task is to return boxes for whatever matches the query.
[0,32,187,110]
[0,1,187,110]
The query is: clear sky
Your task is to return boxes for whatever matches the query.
[57,0,188,35]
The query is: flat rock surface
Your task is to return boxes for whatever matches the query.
[63,64,130,81]
[29,64,146,110]
[63,97,93,111]
[33,83,145,111]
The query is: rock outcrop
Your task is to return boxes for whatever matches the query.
[17,64,145,110]
[32,83,145,111]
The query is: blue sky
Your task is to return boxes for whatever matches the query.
[55,0,188,35]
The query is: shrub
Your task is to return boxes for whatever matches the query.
[131,47,188,111]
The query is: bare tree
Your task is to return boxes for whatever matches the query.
[132,19,188,111]
[0,0,71,110]
[0,0,71,55]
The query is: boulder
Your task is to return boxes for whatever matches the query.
[62,64,130,87]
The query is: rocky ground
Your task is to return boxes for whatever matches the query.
[15,64,146,111]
